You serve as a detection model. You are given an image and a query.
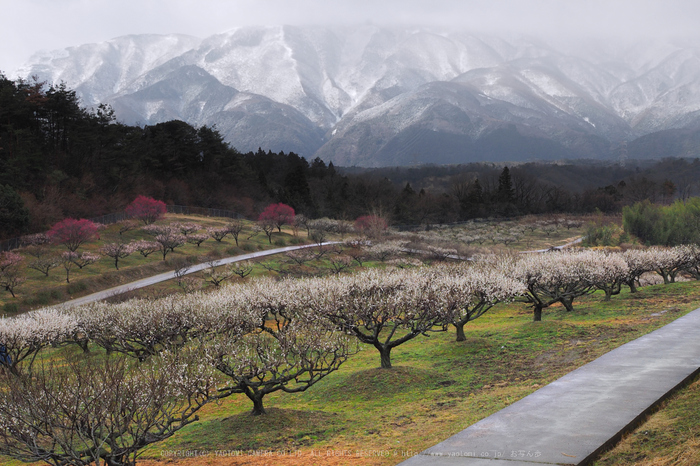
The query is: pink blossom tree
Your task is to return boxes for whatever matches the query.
[259,203,295,232]
[125,196,167,225]
[47,219,98,252]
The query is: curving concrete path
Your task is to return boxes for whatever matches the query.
[57,242,337,309]
[398,306,700,466]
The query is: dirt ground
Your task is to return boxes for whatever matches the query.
[139,450,395,466]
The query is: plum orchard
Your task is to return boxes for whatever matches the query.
[3,245,700,463]
[444,263,526,341]
[0,303,245,466]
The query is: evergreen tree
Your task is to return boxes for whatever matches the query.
[497,166,515,203]
[0,185,29,239]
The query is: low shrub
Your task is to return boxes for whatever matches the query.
[66,281,88,295]
[2,302,19,314]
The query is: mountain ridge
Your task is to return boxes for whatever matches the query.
[16,25,700,166]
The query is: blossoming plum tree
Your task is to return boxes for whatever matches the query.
[209,278,357,415]
[101,242,136,270]
[507,250,623,321]
[47,218,98,252]
[125,195,167,224]
[0,348,218,466]
[0,252,25,298]
[259,203,295,232]
[320,268,456,368]
[442,263,525,341]
[0,309,76,375]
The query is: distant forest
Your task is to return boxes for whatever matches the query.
[1,74,699,240]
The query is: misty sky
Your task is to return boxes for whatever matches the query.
[2,0,699,76]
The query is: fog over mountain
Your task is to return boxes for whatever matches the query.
[16,25,700,166]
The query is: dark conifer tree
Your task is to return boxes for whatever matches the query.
[497,166,515,203]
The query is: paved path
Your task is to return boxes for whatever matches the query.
[58,242,337,308]
[521,236,584,254]
[399,306,700,466]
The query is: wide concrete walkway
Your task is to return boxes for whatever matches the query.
[58,242,336,308]
[399,307,700,466]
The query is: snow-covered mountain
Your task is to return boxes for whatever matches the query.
[17,26,700,166]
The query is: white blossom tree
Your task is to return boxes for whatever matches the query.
[206,278,357,415]
[682,244,700,279]
[70,288,258,361]
[61,251,101,283]
[0,252,25,298]
[101,242,136,270]
[0,347,219,466]
[368,240,405,262]
[206,226,230,243]
[508,250,610,321]
[441,263,525,341]
[0,309,76,375]
[319,268,456,368]
[186,233,209,247]
[650,245,695,284]
[131,240,161,258]
[589,251,629,301]
[173,222,202,236]
[622,248,658,293]
[225,219,245,246]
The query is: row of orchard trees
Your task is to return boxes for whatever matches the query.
[2,245,700,464]
[501,245,700,321]
[0,264,521,465]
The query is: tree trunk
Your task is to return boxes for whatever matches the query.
[560,298,575,312]
[604,288,612,301]
[245,391,267,416]
[379,346,392,369]
[78,339,90,353]
[627,279,638,293]
[533,305,542,322]
[455,322,466,342]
